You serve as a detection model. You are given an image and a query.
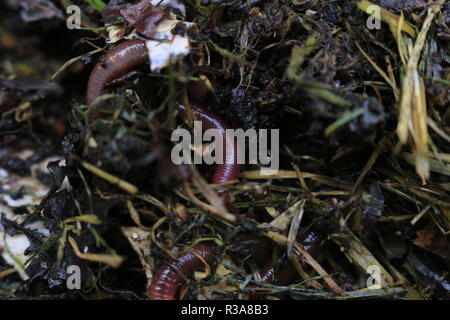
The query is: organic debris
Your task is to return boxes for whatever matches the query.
[0,0,449,300]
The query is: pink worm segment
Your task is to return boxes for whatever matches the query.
[177,103,240,188]
[87,39,148,105]
[147,244,214,300]
[86,39,241,188]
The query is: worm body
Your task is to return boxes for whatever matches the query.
[86,39,241,193]
[86,40,241,300]
[86,40,334,301]
[178,103,240,188]
[86,39,147,105]
[147,244,214,300]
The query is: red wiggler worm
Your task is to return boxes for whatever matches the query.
[86,39,148,105]
[86,39,240,195]
[86,39,240,299]
[147,244,214,300]
[86,39,323,300]
[177,102,240,198]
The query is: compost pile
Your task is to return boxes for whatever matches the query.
[0,0,449,300]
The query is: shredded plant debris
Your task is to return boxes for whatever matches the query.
[0,0,449,300]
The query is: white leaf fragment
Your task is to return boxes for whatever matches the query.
[145,19,193,72]
[0,205,49,280]
[121,227,153,286]
[0,152,58,280]
[151,0,186,16]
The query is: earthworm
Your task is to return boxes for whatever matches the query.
[86,40,238,299]
[147,244,214,300]
[86,39,240,199]
[177,102,240,193]
[85,39,324,300]
[86,39,148,105]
